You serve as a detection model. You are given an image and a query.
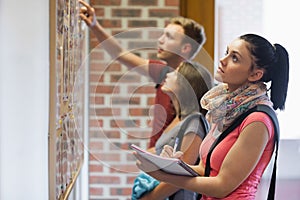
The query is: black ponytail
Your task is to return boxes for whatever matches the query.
[240,34,289,110]
[270,44,289,110]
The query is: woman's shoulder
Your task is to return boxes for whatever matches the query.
[181,112,203,127]
[240,111,274,137]
[182,112,207,138]
[182,112,203,121]
[243,112,273,126]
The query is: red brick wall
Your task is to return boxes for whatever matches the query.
[87,0,179,199]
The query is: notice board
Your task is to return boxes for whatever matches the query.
[49,0,88,199]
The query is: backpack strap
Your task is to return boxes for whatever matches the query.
[155,66,170,89]
[173,113,208,200]
[204,105,279,200]
[171,113,208,200]
[256,105,279,200]
[175,113,209,152]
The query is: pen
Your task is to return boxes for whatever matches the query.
[173,137,179,156]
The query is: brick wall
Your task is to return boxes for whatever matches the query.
[87,0,179,199]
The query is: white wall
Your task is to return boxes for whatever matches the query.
[214,0,264,67]
[262,0,300,181]
[0,0,49,199]
[263,0,300,139]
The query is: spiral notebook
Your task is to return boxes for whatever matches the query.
[131,144,199,177]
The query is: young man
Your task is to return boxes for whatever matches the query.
[79,0,206,148]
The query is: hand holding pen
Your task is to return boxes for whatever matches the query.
[160,138,184,159]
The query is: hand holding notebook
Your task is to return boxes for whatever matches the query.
[131,144,199,177]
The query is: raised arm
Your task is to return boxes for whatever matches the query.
[79,0,149,75]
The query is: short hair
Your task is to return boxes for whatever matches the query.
[170,17,206,60]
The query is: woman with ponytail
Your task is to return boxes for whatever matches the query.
[134,33,289,199]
